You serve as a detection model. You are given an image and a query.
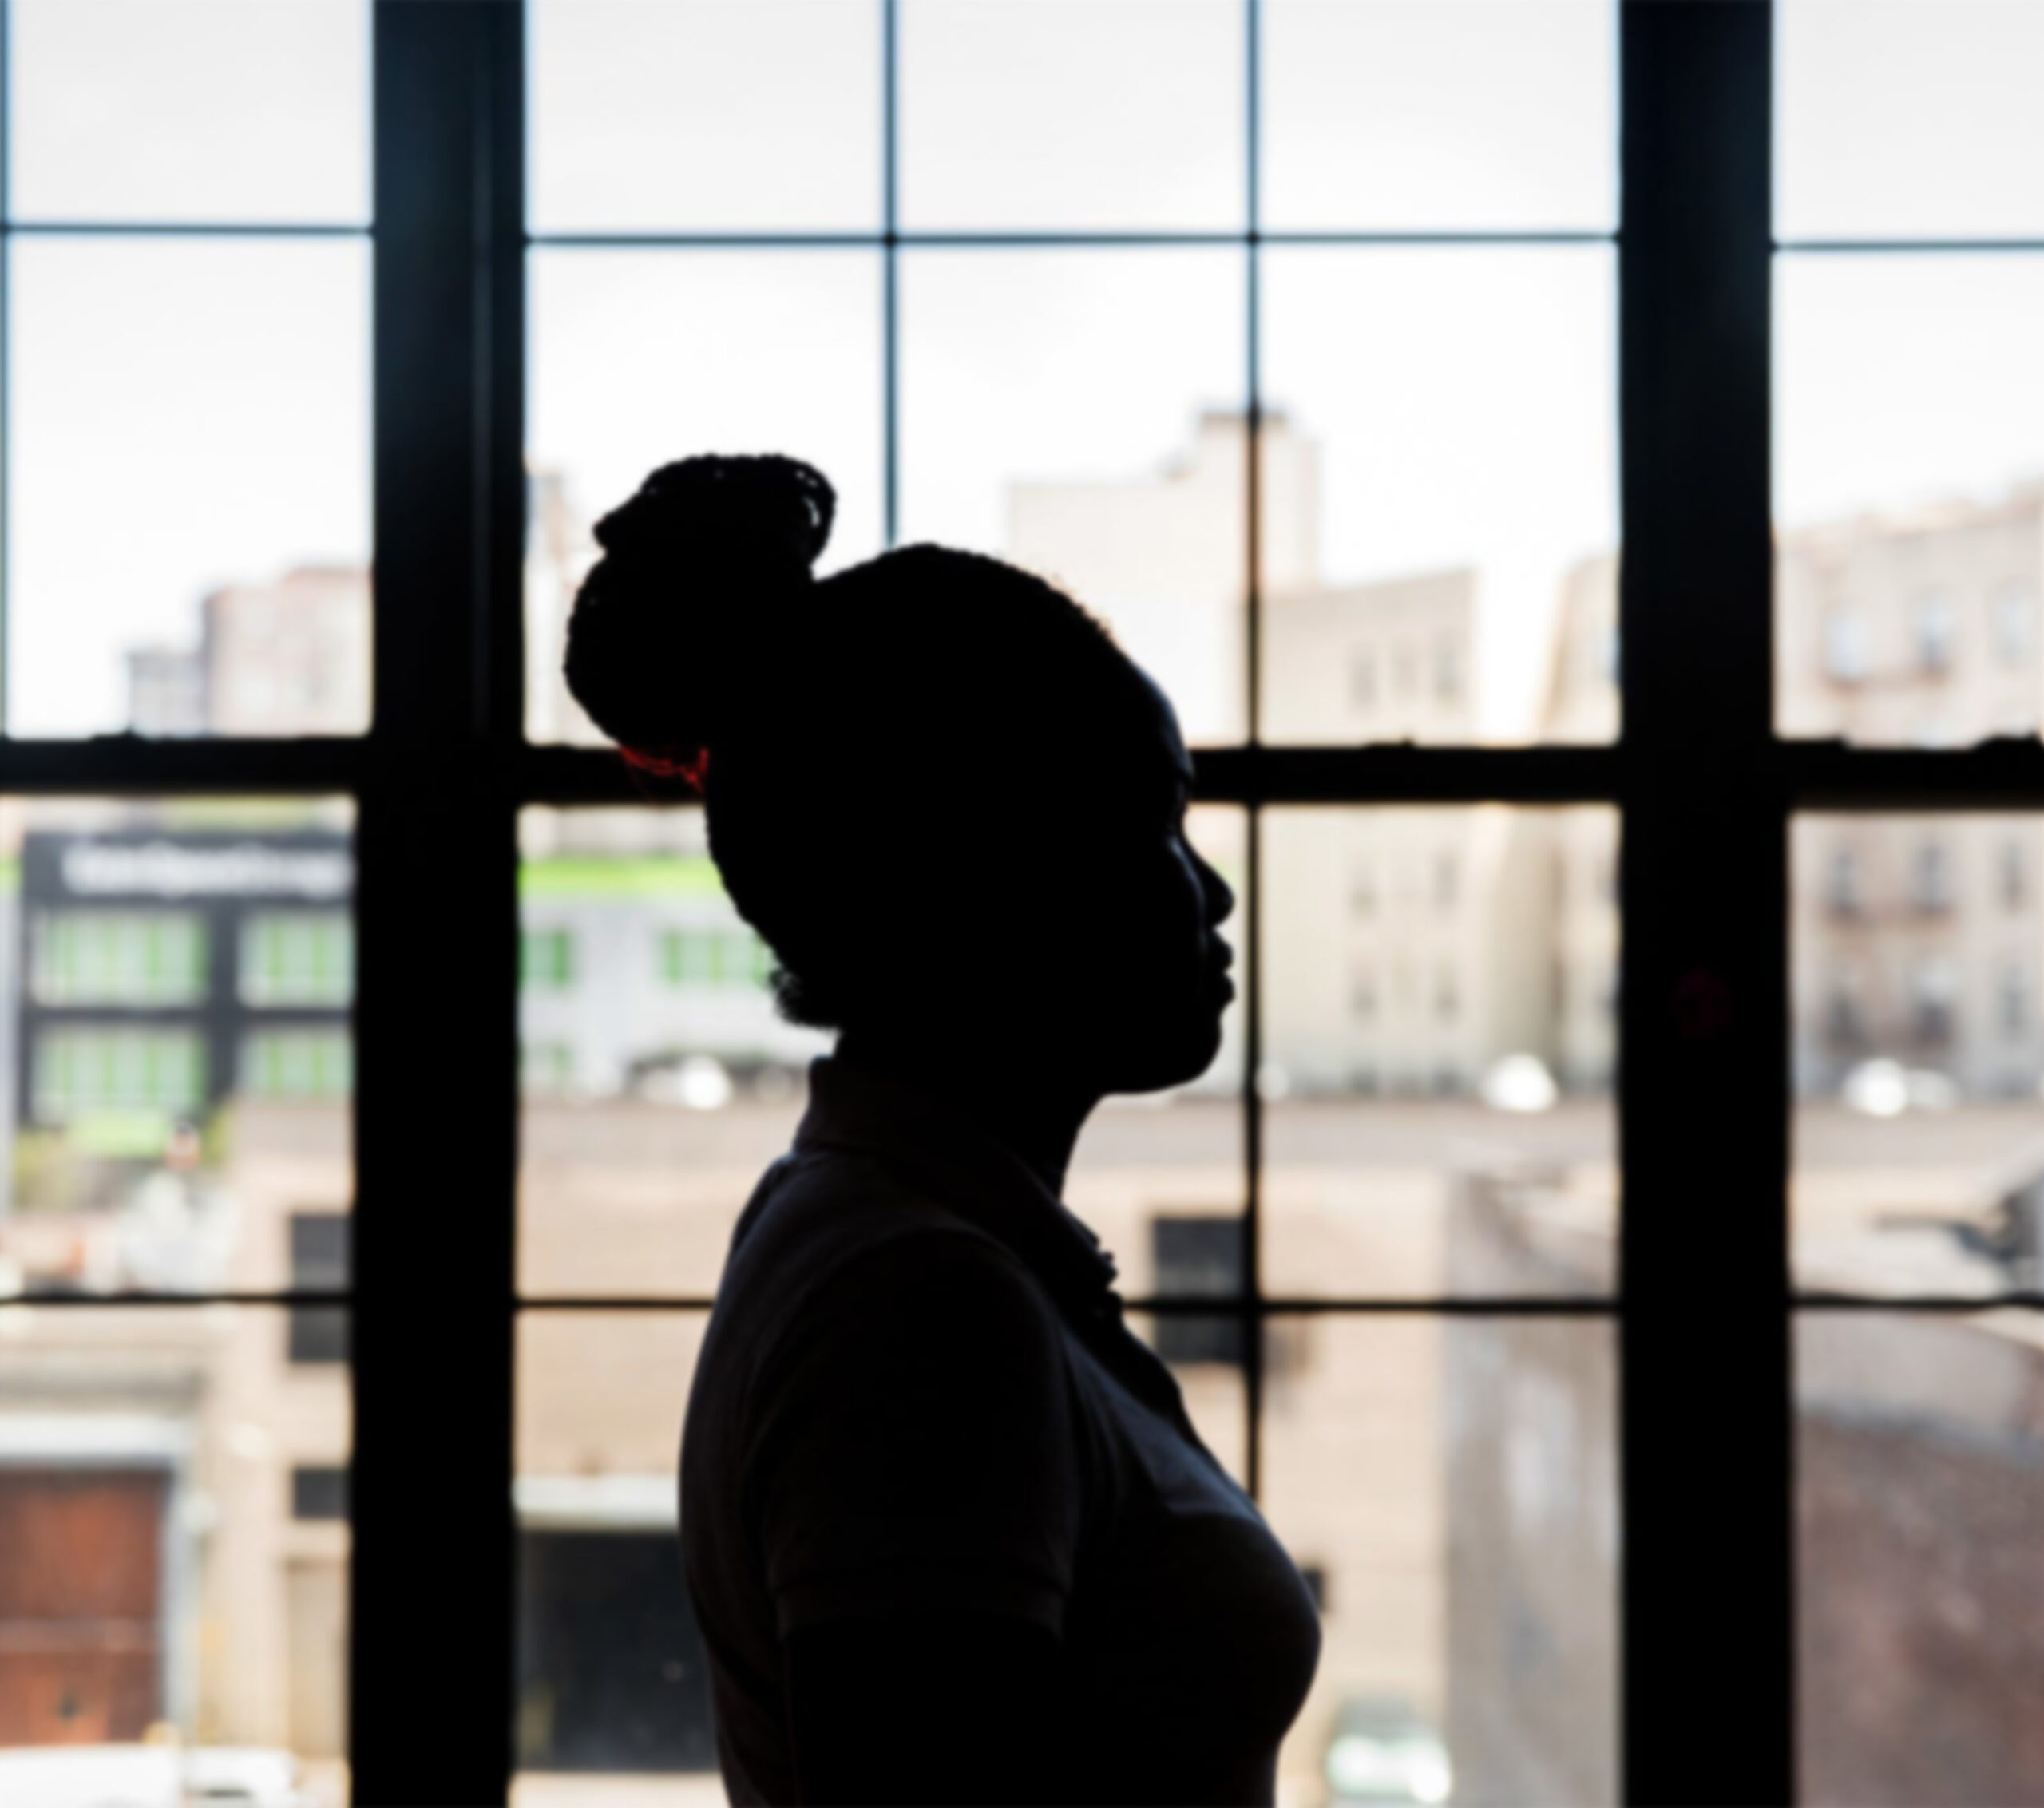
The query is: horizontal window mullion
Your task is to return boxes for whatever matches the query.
[1784,740,2044,807]
[519,741,1626,808]
[509,1293,1620,1316]
[0,738,369,791]
[1795,1292,2044,1313]
[1199,745,1623,804]
[1776,237,2044,255]
[526,228,1617,251]
[3,220,371,239]
[10,1288,352,1308]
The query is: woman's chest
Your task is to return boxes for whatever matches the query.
[1058,1330,1324,1779]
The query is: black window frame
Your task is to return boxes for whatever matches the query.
[14,4,2039,1802]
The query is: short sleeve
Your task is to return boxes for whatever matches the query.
[743,1228,1083,1640]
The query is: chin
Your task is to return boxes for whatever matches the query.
[1109,1011,1227,1096]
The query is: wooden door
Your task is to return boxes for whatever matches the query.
[0,1469,166,1746]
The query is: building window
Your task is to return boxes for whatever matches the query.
[1909,960,1957,1049]
[32,1027,205,1122]
[1435,967,1460,1023]
[2002,841,2027,911]
[1994,581,2034,666]
[1349,864,1377,918]
[656,928,769,990]
[1827,846,1861,917]
[288,1213,348,1367]
[240,1028,352,1100]
[1911,841,1951,915]
[517,1530,717,1773]
[1824,975,1864,1048]
[1349,968,1377,1023]
[521,927,575,988]
[1433,638,1461,704]
[2000,962,2029,1039]
[1392,643,1418,698]
[1823,610,1868,683]
[1913,592,1955,676]
[1298,1564,1328,1614]
[1349,649,1376,709]
[291,1466,349,1522]
[1150,1216,1245,1367]
[31,911,206,1006]
[1434,852,1459,910]
[521,1042,576,1095]
[240,911,352,1006]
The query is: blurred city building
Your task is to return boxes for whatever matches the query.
[126,568,370,739]
[121,469,593,746]
[1543,493,2044,1103]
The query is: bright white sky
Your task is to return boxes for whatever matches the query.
[9,0,2044,738]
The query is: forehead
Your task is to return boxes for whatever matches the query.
[1052,663,1190,822]
[1133,667,1194,781]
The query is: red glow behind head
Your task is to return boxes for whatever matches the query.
[621,746,711,793]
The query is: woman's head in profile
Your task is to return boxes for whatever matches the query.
[564,453,1234,1097]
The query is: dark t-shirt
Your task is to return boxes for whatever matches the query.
[679,1058,1321,1805]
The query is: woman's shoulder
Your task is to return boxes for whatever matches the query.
[731,1142,1013,1274]
[712,1144,1060,1369]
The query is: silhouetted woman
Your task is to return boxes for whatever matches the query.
[565,455,1321,1806]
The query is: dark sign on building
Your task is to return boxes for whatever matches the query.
[18,829,355,1145]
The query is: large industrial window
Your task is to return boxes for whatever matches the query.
[4,4,2037,1806]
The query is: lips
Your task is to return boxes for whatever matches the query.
[1210,951,1236,1002]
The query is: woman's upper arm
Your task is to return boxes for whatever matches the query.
[785,1608,1071,1806]
[746,1228,1083,1640]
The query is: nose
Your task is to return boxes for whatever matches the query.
[1198,850,1235,931]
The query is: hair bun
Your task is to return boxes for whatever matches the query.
[564,453,835,761]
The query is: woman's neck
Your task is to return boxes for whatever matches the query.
[833,1030,1098,1198]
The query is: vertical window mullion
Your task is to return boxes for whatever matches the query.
[0,0,11,738]
[881,0,899,549]
[1617,4,1793,1803]
[1240,0,1266,1501]
[354,4,524,1803]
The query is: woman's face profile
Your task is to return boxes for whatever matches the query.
[1012,668,1236,1098]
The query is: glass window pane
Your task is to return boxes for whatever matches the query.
[1798,1309,2044,1805]
[1777,1,2044,242]
[527,250,884,744]
[1264,1314,1619,1808]
[10,240,370,738]
[900,249,1246,742]
[1777,255,2044,745]
[10,0,368,226]
[1262,809,1618,1298]
[899,0,1242,231]
[518,809,829,1297]
[0,1305,349,1800]
[1263,0,1616,233]
[1792,814,2044,1296]
[514,1311,714,1798]
[529,0,881,233]
[1260,248,1617,746]
[0,800,354,1298]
